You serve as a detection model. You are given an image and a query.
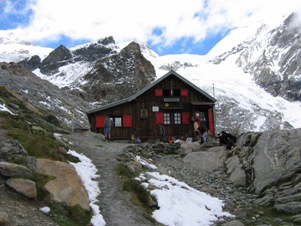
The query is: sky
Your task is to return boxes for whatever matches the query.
[0,0,300,56]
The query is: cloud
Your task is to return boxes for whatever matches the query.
[2,0,301,52]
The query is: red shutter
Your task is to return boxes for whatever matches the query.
[123,115,133,127]
[155,89,163,97]
[182,112,190,124]
[208,109,214,134]
[96,116,105,128]
[156,112,164,125]
[181,89,188,96]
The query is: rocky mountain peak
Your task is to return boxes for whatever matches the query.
[72,36,117,62]
[40,45,72,74]
[78,41,156,103]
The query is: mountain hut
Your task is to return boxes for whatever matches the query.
[86,70,216,140]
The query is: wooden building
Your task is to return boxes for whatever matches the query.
[86,70,216,140]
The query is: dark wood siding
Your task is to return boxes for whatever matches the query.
[87,73,215,140]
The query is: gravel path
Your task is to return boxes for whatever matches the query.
[64,132,162,226]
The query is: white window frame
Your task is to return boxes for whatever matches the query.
[174,112,181,124]
[164,113,170,125]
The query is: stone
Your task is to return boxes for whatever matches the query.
[6,178,37,199]
[274,201,301,214]
[0,139,28,158]
[36,158,90,211]
[183,146,227,171]
[0,161,33,178]
[229,164,246,187]
[30,125,46,135]
[251,128,301,194]
[226,155,240,174]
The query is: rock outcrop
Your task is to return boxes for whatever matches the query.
[36,158,90,211]
[225,128,301,220]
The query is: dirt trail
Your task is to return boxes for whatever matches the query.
[63,132,161,226]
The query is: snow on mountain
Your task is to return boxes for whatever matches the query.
[34,61,93,89]
[0,31,53,62]
[0,43,52,63]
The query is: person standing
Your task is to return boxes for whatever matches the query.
[159,124,165,141]
[199,124,209,143]
[193,119,200,140]
[104,116,113,142]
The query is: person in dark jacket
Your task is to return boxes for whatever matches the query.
[217,131,237,150]
[159,124,165,141]
[104,116,113,142]
[198,124,209,143]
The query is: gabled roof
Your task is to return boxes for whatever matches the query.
[87,70,216,114]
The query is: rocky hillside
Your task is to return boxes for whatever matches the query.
[0,62,91,129]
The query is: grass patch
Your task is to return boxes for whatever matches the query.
[116,162,159,222]
[49,202,92,226]
[33,173,56,201]
[116,162,139,178]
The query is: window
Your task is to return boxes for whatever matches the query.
[174,113,181,124]
[163,89,181,97]
[199,112,206,122]
[164,113,170,124]
[163,89,170,97]
[114,117,122,127]
[173,89,181,97]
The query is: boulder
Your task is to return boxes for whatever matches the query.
[183,146,227,171]
[0,161,33,178]
[226,155,246,187]
[0,139,28,158]
[36,158,90,211]
[0,139,36,172]
[250,129,301,193]
[6,178,37,199]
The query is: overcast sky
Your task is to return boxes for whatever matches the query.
[0,0,300,55]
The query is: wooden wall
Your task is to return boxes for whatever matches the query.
[88,74,215,140]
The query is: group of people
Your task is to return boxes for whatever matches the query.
[158,119,211,144]
[104,115,237,149]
